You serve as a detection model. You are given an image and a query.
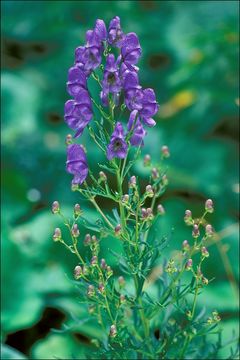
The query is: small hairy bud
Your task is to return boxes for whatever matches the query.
[165,259,177,274]
[192,224,200,238]
[65,134,73,145]
[185,258,193,270]
[109,324,117,338]
[98,283,105,294]
[202,276,209,285]
[212,311,221,322]
[71,183,78,192]
[118,276,125,288]
[74,203,81,217]
[87,285,95,297]
[129,175,137,188]
[184,209,193,225]
[122,194,129,203]
[100,258,107,269]
[51,201,60,214]
[91,235,98,244]
[99,171,107,182]
[151,167,159,180]
[162,174,169,186]
[115,224,122,236]
[120,294,126,304]
[144,154,151,166]
[145,184,154,197]
[53,228,62,242]
[182,240,190,252]
[157,204,165,215]
[141,208,147,218]
[146,207,154,220]
[84,233,91,246]
[90,255,98,266]
[161,145,170,158]
[201,246,209,258]
[106,265,113,277]
[83,265,89,276]
[71,224,80,238]
[205,224,214,237]
[88,305,96,314]
[74,265,82,279]
[205,199,214,213]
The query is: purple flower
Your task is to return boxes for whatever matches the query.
[127,110,146,146]
[108,16,125,48]
[64,88,93,138]
[66,144,88,184]
[103,54,122,94]
[121,33,142,67]
[94,19,107,42]
[139,88,159,127]
[67,66,87,97]
[123,71,143,111]
[75,44,102,74]
[107,122,128,160]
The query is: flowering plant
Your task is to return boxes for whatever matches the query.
[51,17,237,359]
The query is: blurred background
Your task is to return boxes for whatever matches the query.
[1,1,239,359]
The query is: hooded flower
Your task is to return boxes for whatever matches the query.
[139,88,159,127]
[123,71,143,111]
[107,122,128,160]
[127,110,146,146]
[75,19,106,75]
[67,66,87,97]
[108,16,125,48]
[66,144,88,184]
[101,54,122,106]
[64,88,93,138]
[121,33,141,67]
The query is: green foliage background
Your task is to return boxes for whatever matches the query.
[1,1,239,359]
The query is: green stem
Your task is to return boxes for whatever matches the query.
[90,197,114,230]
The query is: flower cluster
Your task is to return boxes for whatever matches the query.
[64,16,159,185]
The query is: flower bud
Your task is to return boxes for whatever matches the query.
[71,183,78,192]
[100,258,107,269]
[91,235,98,244]
[83,265,89,276]
[205,199,214,213]
[51,201,60,214]
[71,224,80,238]
[157,204,165,215]
[184,210,193,225]
[182,240,190,252]
[88,305,96,314]
[120,294,126,304]
[145,185,154,197]
[53,228,62,242]
[146,207,154,220]
[87,284,95,297]
[201,246,209,258]
[65,134,73,145]
[141,208,148,218]
[122,194,129,204]
[98,282,105,294]
[74,265,82,279]
[115,224,122,236]
[90,255,98,266]
[151,167,159,180]
[99,171,107,182]
[202,276,209,285]
[84,233,91,246]
[161,145,170,158]
[162,174,169,186]
[212,311,221,322]
[144,154,151,167]
[118,276,125,288]
[185,258,193,270]
[109,324,117,338]
[205,224,214,237]
[192,224,200,238]
[106,265,113,277]
[129,175,137,188]
[74,203,81,217]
